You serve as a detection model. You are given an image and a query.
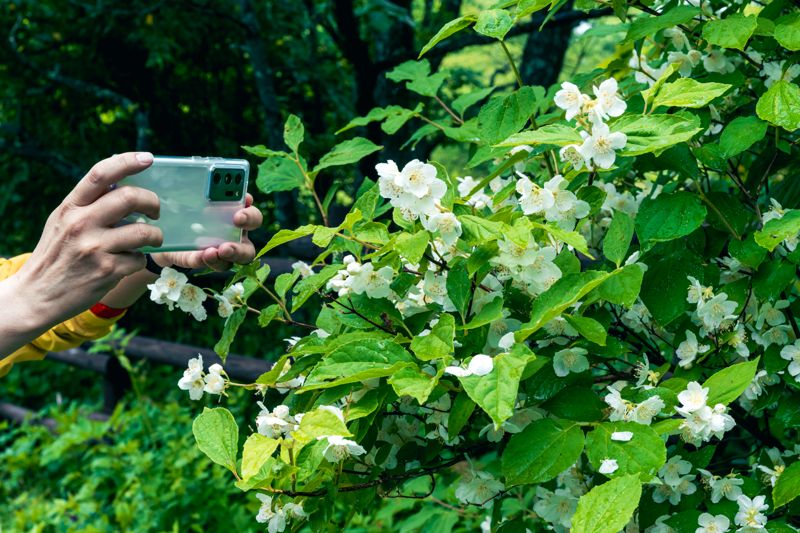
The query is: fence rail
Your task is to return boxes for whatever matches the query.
[0,335,272,432]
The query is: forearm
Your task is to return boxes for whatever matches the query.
[0,275,53,356]
[99,268,158,309]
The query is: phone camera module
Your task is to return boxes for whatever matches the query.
[213,173,221,184]
[235,173,242,185]
[224,173,232,184]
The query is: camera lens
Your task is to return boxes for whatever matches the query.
[224,173,232,184]
[213,173,221,184]
[235,174,242,184]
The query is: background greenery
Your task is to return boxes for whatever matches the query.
[0,0,616,530]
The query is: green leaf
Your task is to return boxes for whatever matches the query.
[639,250,703,326]
[256,157,306,194]
[336,105,420,135]
[291,407,351,449]
[458,347,535,427]
[502,419,584,486]
[241,434,279,480]
[774,13,800,51]
[532,222,593,258]
[257,225,316,258]
[756,81,800,132]
[565,315,607,346]
[773,460,800,508]
[496,124,584,148]
[652,78,731,109]
[571,475,642,533]
[419,16,476,58]
[192,407,239,474]
[518,270,618,340]
[704,358,760,405]
[616,114,702,156]
[291,264,343,312]
[312,137,382,174]
[479,86,542,144]
[719,116,768,158]
[585,422,666,479]
[388,365,440,404]
[214,306,247,360]
[410,313,455,361]
[595,264,643,307]
[635,192,706,251]
[452,87,495,117]
[284,114,304,153]
[641,63,680,107]
[302,338,415,390]
[459,215,504,242]
[603,210,634,267]
[395,230,430,264]
[386,59,446,98]
[702,14,758,51]
[625,6,699,43]
[448,390,476,439]
[474,9,514,40]
[515,0,552,21]
[754,210,800,251]
[446,261,471,320]
[463,295,504,329]
[258,304,282,328]
[242,145,287,158]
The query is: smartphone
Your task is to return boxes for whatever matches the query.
[115,156,249,253]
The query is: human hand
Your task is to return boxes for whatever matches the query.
[14,152,163,327]
[151,193,263,271]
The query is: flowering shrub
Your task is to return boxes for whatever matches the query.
[150,1,800,531]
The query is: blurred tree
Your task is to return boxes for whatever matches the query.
[0,0,606,343]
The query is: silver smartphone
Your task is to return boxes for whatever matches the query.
[115,156,250,253]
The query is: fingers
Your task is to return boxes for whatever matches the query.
[245,193,254,208]
[113,251,148,277]
[67,152,154,207]
[233,204,263,231]
[105,222,163,253]
[217,239,256,265]
[90,185,160,226]
[201,247,232,271]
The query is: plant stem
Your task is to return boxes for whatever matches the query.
[434,95,464,124]
[500,40,524,89]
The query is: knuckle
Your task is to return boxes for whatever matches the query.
[86,164,107,188]
[96,256,116,277]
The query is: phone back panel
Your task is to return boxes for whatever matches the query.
[116,156,249,252]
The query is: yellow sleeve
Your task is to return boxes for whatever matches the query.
[0,254,126,377]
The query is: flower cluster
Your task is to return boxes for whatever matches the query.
[147,267,208,320]
[676,382,735,446]
[177,355,226,400]
[376,159,448,223]
[255,493,307,533]
[554,78,628,170]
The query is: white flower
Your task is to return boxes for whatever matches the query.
[677,330,710,368]
[283,502,307,520]
[652,474,697,505]
[214,294,234,318]
[256,403,294,438]
[291,261,313,278]
[445,354,494,377]
[256,493,288,533]
[223,282,244,301]
[630,395,665,425]
[552,347,590,377]
[178,354,205,400]
[534,487,578,528]
[599,458,619,474]
[457,175,491,209]
[318,435,366,462]
[780,340,800,380]
[677,382,709,414]
[455,470,504,508]
[423,212,462,246]
[516,173,555,215]
[177,283,208,321]
[664,27,691,50]
[498,332,516,351]
[579,122,627,169]
[703,49,735,74]
[659,455,692,486]
[560,143,592,171]
[734,495,768,529]
[542,175,590,229]
[755,300,789,329]
[592,78,627,121]
[629,53,667,86]
[376,159,446,221]
[698,470,743,503]
[761,60,800,88]
[668,50,702,77]
[147,267,188,310]
[203,363,226,395]
[611,431,633,442]
[696,293,738,331]
[696,513,730,533]
[554,82,586,120]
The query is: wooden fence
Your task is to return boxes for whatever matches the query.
[0,335,272,432]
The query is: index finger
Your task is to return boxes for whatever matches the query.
[66,152,154,207]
